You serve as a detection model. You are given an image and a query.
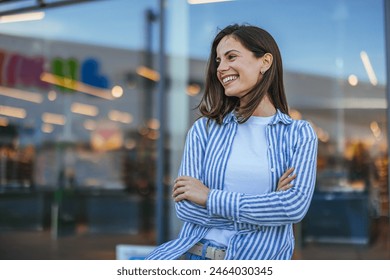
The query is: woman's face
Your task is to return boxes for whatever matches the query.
[216,35,264,100]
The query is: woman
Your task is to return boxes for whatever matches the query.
[146,24,317,260]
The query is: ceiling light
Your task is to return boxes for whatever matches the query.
[0,11,45,23]
[0,86,43,103]
[136,66,160,82]
[360,51,378,86]
[186,83,201,96]
[48,90,57,101]
[41,123,54,134]
[348,74,358,86]
[42,112,66,125]
[111,85,124,98]
[71,102,99,117]
[108,110,133,124]
[0,105,26,119]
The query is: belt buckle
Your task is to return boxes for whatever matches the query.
[209,246,217,259]
[208,246,225,260]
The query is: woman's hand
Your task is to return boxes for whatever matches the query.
[277,167,296,191]
[172,176,210,207]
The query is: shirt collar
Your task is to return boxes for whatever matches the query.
[269,109,293,125]
[222,109,293,125]
[222,111,238,124]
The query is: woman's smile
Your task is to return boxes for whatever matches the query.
[222,75,238,85]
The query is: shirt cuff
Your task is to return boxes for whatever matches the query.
[207,189,240,221]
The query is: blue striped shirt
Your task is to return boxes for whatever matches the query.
[145,109,318,260]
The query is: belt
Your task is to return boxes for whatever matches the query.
[187,242,226,260]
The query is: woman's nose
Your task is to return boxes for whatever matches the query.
[217,60,229,72]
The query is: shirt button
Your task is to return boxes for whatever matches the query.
[270,168,275,172]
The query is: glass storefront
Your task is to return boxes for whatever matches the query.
[0,0,163,239]
[0,0,388,258]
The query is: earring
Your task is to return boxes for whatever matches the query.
[261,69,265,75]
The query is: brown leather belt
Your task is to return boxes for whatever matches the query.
[187,242,226,260]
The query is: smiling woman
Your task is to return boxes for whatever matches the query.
[146,24,318,260]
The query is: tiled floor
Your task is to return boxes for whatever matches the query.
[0,218,389,260]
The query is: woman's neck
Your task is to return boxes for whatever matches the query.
[251,95,276,117]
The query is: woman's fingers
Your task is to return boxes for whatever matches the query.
[277,184,292,192]
[277,167,296,192]
[278,167,294,182]
[280,173,296,185]
[172,177,195,201]
[171,176,209,206]
[172,180,186,198]
[278,174,296,188]
[277,176,296,191]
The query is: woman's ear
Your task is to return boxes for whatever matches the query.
[260,53,273,74]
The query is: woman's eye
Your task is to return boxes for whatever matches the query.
[228,55,236,60]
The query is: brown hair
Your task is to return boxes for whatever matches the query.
[198,24,289,124]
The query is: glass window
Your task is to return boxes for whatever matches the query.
[0,0,388,259]
[0,0,162,238]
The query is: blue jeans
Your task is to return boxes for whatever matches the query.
[183,239,226,260]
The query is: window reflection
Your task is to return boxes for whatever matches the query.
[0,0,388,258]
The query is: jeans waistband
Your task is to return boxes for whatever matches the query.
[186,239,226,260]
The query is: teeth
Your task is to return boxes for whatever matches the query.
[222,76,237,84]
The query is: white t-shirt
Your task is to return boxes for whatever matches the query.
[204,115,274,246]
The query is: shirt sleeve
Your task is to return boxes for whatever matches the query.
[174,119,236,229]
[207,121,318,226]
